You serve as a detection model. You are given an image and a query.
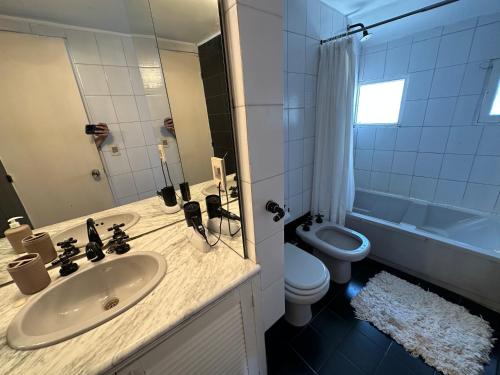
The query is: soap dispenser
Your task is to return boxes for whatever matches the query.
[4,216,33,254]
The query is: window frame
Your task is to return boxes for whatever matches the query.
[479,59,500,123]
[354,77,408,127]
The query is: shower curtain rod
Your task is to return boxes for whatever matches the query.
[320,0,459,44]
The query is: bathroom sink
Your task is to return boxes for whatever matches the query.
[7,251,166,350]
[52,212,140,248]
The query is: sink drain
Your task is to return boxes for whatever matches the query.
[103,297,119,311]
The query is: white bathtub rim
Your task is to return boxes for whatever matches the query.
[347,211,500,264]
[356,188,500,220]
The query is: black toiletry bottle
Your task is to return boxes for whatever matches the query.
[180,182,191,202]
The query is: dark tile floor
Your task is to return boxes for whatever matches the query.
[266,258,500,375]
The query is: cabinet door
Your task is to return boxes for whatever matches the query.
[117,291,249,375]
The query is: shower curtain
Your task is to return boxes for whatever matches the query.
[311,37,357,225]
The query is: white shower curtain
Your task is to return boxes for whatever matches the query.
[311,37,357,225]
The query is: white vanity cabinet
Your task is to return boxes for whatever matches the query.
[112,278,266,375]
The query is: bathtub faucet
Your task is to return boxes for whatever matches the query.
[265,200,285,222]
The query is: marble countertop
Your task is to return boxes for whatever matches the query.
[0,219,258,375]
[0,179,241,285]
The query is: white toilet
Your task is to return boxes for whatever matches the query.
[296,220,370,284]
[284,243,330,327]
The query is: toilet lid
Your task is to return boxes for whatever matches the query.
[285,243,328,290]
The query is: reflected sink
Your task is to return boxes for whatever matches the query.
[202,180,237,197]
[52,212,140,248]
[7,251,166,350]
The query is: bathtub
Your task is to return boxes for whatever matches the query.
[346,189,500,313]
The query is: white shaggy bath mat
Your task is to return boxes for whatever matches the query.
[351,271,495,375]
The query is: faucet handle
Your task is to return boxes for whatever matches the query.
[107,223,125,232]
[315,214,324,223]
[108,223,127,239]
[56,238,80,258]
[52,252,79,276]
[56,237,77,248]
[107,236,130,255]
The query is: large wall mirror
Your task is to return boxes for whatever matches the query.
[0,0,242,286]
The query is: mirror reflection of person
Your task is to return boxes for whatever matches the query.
[93,119,175,149]
[93,123,110,149]
[164,117,175,137]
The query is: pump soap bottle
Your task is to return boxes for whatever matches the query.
[4,217,32,254]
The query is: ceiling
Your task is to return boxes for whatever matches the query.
[0,0,220,44]
[149,0,220,44]
[322,0,500,44]
[0,0,155,35]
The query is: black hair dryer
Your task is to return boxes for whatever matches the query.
[183,201,205,237]
[265,200,285,222]
[157,186,177,207]
[206,195,240,221]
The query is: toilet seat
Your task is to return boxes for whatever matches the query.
[284,243,329,290]
[285,276,330,296]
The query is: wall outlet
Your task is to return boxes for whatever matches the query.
[211,157,227,192]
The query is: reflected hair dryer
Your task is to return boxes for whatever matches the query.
[206,195,240,221]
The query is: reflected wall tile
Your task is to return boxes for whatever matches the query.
[132,168,156,193]
[110,173,138,198]
[105,66,134,95]
[76,65,109,96]
[86,96,117,124]
[126,147,151,171]
[120,122,146,148]
[112,96,140,122]
[96,33,126,66]
[132,37,161,67]
[66,29,101,65]
[140,68,166,95]
[147,95,171,120]
[129,68,146,95]
[102,149,131,176]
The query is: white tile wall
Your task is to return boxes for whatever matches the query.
[225,0,286,330]
[355,13,500,213]
[284,0,346,221]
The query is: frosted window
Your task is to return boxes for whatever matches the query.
[479,60,500,123]
[490,80,500,116]
[356,79,405,125]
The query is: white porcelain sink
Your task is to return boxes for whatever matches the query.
[52,212,140,248]
[7,251,166,350]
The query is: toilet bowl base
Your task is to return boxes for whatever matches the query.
[313,250,351,284]
[284,300,312,327]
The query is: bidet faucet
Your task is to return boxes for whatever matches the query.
[87,218,103,247]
